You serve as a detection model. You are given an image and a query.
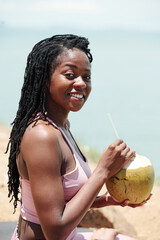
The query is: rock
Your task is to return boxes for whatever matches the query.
[79,209,114,229]
[79,207,137,238]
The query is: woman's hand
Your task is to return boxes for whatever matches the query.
[91,193,124,208]
[91,193,152,209]
[117,193,152,208]
[97,139,136,181]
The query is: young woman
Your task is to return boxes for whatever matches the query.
[7,34,147,240]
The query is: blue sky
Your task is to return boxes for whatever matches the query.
[0,0,160,31]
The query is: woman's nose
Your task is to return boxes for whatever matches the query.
[73,76,86,88]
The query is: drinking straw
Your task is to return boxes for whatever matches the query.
[107,113,120,139]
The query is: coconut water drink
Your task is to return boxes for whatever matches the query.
[106,154,155,204]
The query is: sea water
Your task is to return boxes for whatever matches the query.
[1,26,160,178]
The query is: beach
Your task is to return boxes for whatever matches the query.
[0,124,160,240]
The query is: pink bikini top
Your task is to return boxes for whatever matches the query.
[20,117,92,225]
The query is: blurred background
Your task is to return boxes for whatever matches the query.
[0,0,160,178]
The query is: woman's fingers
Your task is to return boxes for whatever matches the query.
[115,142,135,164]
[120,194,152,208]
[99,139,136,180]
[113,140,133,157]
[146,193,152,201]
[113,139,123,146]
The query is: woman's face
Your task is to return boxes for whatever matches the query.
[46,48,91,113]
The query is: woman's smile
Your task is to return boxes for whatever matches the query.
[69,93,84,99]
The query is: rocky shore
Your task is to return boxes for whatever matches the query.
[0,124,160,240]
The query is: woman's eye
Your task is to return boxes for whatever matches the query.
[65,73,74,79]
[83,75,91,82]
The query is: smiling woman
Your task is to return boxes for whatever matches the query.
[6,34,144,240]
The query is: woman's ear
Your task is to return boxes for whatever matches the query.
[46,79,50,89]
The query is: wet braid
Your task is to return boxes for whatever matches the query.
[6,34,93,211]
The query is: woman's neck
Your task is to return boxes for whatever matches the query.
[46,110,69,129]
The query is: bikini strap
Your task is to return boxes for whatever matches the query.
[45,116,75,155]
[67,127,87,162]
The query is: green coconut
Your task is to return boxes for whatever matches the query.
[106,154,155,204]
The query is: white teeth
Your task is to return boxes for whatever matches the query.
[70,94,83,99]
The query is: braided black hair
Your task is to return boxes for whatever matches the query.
[6,34,93,211]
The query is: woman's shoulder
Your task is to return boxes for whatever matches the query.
[21,119,60,148]
[20,119,63,168]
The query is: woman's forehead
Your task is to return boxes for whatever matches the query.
[57,48,90,66]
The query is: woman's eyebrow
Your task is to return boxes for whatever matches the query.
[64,64,77,69]
[64,64,91,72]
